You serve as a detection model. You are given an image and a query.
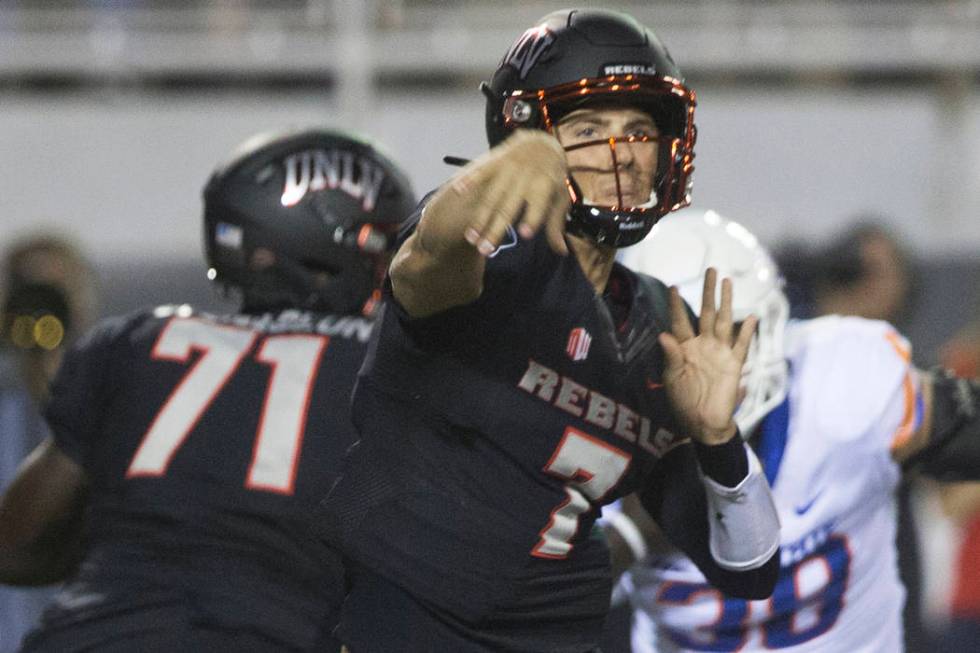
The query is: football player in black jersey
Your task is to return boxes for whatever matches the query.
[0,129,415,652]
[321,9,781,653]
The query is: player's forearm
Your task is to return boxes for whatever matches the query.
[0,519,84,586]
[642,444,780,599]
[0,552,54,586]
[416,175,494,261]
[389,150,507,318]
[0,438,89,585]
[692,436,782,575]
[391,130,569,318]
[0,490,86,586]
[698,443,780,574]
[389,200,487,318]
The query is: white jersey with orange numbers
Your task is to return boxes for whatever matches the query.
[625,315,924,653]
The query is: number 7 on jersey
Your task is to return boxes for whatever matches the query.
[533,428,632,558]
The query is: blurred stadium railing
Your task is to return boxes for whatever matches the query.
[1,1,979,82]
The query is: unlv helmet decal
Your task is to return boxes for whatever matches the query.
[501,26,557,80]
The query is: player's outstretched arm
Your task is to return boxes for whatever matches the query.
[0,437,88,586]
[390,130,570,318]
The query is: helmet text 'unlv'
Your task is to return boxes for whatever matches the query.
[281,148,388,212]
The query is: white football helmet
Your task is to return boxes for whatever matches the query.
[620,208,790,434]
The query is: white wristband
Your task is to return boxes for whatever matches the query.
[605,511,649,563]
[700,443,781,571]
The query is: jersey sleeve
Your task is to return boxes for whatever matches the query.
[44,315,131,466]
[384,190,556,351]
[787,316,924,456]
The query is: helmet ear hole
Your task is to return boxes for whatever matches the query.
[502,97,537,126]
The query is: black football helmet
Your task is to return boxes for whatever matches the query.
[203,129,416,315]
[482,9,697,247]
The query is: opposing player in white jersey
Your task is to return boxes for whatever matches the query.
[609,208,980,653]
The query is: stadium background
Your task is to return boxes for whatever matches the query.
[1,0,978,646]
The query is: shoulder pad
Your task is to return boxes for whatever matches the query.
[786,316,911,442]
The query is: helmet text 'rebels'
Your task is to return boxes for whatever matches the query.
[621,209,790,434]
[483,9,697,247]
[203,129,416,316]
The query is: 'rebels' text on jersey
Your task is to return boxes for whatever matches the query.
[323,203,691,651]
[41,305,374,651]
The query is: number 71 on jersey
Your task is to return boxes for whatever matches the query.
[127,318,327,495]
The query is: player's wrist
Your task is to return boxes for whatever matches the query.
[691,420,739,446]
[693,432,749,488]
[417,195,489,263]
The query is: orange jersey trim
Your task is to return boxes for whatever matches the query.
[884,331,917,452]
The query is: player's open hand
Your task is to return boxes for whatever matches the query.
[452,130,571,256]
[659,268,758,445]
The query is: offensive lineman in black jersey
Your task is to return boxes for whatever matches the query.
[321,9,781,653]
[0,130,415,652]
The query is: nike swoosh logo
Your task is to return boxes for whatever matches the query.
[646,379,664,390]
[795,491,822,516]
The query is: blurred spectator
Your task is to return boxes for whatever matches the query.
[776,218,927,653]
[0,234,97,652]
[938,323,980,652]
[778,219,914,326]
[811,222,913,324]
[939,322,980,379]
[1,235,99,401]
